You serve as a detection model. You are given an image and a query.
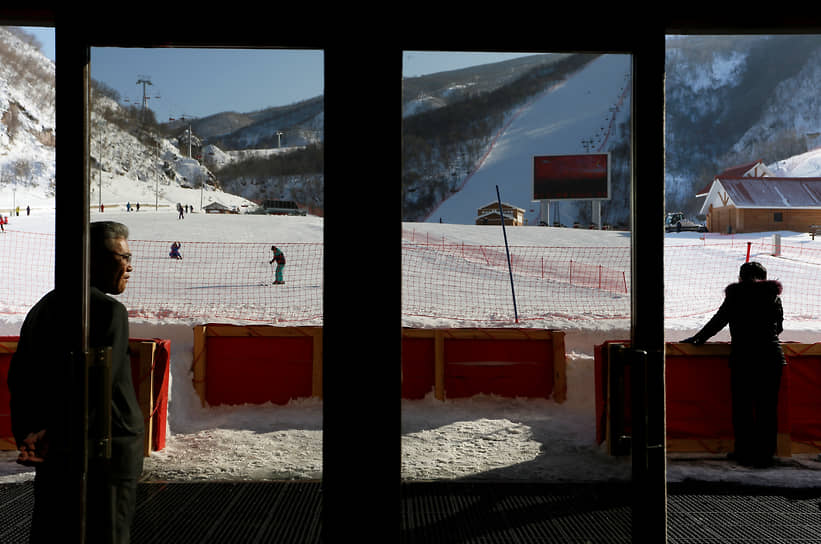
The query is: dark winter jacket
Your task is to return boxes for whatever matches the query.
[692,279,785,367]
[7,287,145,478]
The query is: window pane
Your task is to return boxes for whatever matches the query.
[0,25,56,320]
[90,46,324,482]
[665,32,821,486]
[401,50,634,525]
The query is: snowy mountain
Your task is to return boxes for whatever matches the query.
[402,54,571,118]
[405,54,632,227]
[768,146,821,178]
[86,91,257,212]
[5,30,821,222]
[0,27,55,210]
[196,95,323,150]
[0,26,308,214]
[407,36,821,226]
[665,34,821,215]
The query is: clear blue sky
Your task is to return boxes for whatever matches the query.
[18,28,541,118]
[19,25,54,60]
[18,27,324,122]
[91,48,324,123]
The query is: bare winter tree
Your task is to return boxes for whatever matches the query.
[13,158,32,185]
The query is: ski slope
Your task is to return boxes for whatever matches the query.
[427,54,631,226]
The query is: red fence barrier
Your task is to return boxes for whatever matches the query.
[402,237,631,323]
[0,336,169,455]
[191,325,566,406]
[401,328,566,401]
[3,229,821,324]
[0,231,323,324]
[192,325,323,407]
[595,341,821,456]
[403,229,821,323]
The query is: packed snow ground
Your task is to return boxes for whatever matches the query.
[1,209,820,488]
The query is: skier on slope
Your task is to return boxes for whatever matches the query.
[269,245,286,285]
[169,241,182,260]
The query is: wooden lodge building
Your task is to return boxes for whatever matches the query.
[203,201,238,214]
[476,201,525,226]
[698,159,821,233]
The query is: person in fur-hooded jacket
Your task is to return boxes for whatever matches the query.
[683,261,785,468]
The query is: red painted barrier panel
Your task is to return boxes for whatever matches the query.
[0,338,15,450]
[192,325,323,407]
[205,335,313,406]
[444,338,554,399]
[596,341,821,455]
[665,347,735,441]
[1,336,169,454]
[131,338,170,453]
[401,328,566,402]
[401,337,436,400]
[783,344,821,452]
[192,326,565,406]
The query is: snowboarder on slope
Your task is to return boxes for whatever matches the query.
[269,245,286,284]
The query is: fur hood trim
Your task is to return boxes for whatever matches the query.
[725,279,783,296]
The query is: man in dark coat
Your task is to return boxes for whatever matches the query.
[683,261,785,468]
[8,221,144,543]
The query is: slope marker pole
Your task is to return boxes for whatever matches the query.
[496,185,519,323]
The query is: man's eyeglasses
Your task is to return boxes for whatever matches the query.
[110,251,133,264]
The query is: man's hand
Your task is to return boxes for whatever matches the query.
[17,429,48,466]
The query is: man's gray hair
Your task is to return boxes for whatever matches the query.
[90,221,129,254]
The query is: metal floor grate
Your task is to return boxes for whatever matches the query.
[666,482,821,543]
[132,481,321,544]
[400,481,632,543]
[1,480,820,543]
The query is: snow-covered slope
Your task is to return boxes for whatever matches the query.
[0,27,56,211]
[0,27,265,214]
[201,96,324,150]
[770,146,821,177]
[665,35,821,214]
[402,53,570,118]
[426,55,631,226]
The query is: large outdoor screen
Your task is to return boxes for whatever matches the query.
[532,153,610,200]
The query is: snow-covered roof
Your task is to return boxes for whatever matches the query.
[700,177,821,214]
[477,201,524,213]
[204,201,232,210]
[717,159,772,179]
[477,210,517,220]
[695,159,773,197]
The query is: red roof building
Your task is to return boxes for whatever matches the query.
[698,161,821,233]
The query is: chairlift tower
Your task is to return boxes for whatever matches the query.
[136,75,153,123]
